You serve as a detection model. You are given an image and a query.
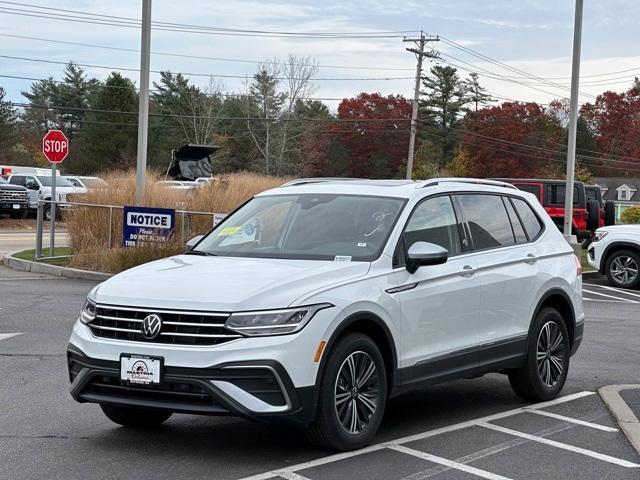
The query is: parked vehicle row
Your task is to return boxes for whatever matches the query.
[67,178,584,451]
[0,176,29,218]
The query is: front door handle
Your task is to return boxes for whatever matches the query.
[524,253,538,264]
[460,265,476,277]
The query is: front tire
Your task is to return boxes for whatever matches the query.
[305,333,387,451]
[509,307,570,402]
[605,249,640,289]
[100,404,172,427]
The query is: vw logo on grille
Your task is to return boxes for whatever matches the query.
[141,314,163,340]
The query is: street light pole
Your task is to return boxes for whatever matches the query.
[135,0,152,205]
[563,0,584,240]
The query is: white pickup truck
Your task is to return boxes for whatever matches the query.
[7,173,87,220]
[588,224,640,289]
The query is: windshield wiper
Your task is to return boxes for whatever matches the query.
[185,250,216,256]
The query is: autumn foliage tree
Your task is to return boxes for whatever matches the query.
[581,87,640,175]
[305,93,412,178]
[459,102,565,178]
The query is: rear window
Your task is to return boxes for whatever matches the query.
[512,198,543,240]
[504,198,527,244]
[515,184,541,198]
[546,185,580,206]
[458,194,515,250]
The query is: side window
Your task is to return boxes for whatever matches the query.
[515,184,541,200]
[9,175,25,186]
[504,198,527,244]
[403,196,462,256]
[547,185,579,205]
[458,194,515,250]
[512,198,543,240]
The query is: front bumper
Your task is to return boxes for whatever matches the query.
[0,202,28,212]
[68,345,315,425]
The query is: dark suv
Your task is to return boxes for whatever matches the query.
[0,176,29,218]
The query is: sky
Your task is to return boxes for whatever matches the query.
[1,0,640,110]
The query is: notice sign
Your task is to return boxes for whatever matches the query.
[123,205,176,248]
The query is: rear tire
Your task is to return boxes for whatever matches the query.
[305,333,387,451]
[509,307,570,402]
[100,404,172,427]
[605,249,640,289]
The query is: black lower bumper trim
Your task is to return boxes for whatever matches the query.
[67,345,316,425]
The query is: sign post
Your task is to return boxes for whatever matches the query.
[42,129,69,257]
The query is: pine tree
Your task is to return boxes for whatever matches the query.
[0,86,19,162]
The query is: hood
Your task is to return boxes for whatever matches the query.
[0,184,27,192]
[93,255,370,311]
[599,224,640,233]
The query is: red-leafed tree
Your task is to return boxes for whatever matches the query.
[581,87,640,175]
[459,102,565,178]
[304,93,412,178]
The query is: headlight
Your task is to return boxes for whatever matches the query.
[593,231,608,242]
[80,298,96,324]
[225,303,333,336]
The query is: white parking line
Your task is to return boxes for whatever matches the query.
[478,422,640,468]
[238,392,598,480]
[523,408,618,432]
[583,289,639,303]
[583,298,632,303]
[0,333,21,341]
[389,445,514,480]
[585,284,640,299]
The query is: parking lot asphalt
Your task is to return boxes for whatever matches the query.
[0,267,639,480]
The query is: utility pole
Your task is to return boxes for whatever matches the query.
[404,31,439,180]
[135,0,152,205]
[563,0,583,241]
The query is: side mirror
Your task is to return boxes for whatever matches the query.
[26,182,39,190]
[186,235,204,250]
[406,241,449,273]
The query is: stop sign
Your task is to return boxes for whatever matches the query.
[42,129,69,164]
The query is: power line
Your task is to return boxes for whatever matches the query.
[0,3,415,38]
[439,36,597,100]
[0,54,414,81]
[0,32,415,72]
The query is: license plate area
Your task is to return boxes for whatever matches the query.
[120,354,163,385]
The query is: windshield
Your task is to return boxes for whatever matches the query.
[194,194,406,261]
[37,176,73,187]
[81,177,106,188]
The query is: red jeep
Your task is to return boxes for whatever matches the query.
[492,179,599,241]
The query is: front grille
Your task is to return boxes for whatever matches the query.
[83,373,215,407]
[0,190,28,203]
[88,305,241,346]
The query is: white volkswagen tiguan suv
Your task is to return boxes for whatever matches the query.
[68,178,584,451]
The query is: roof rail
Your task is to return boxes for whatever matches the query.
[280,177,365,187]
[419,177,518,190]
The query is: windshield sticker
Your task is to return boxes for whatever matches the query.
[357,242,367,247]
[219,226,241,236]
[334,255,352,262]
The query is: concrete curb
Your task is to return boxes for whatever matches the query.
[2,252,112,281]
[599,384,640,456]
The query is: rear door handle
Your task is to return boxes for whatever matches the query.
[524,253,538,264]
[460,265,476,277]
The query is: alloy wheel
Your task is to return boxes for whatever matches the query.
[610,256,639,286]
[536,321,565,388]
[334,351,379,434]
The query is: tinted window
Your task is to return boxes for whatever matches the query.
[504,198,527,243]
[515,184,541,198]
[547,185,579,205]
[403,195,461,255]
[458,194,515,250]
[9,176,25,186]
[512,198,543,240]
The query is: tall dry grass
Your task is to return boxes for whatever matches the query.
[66,171,288,273]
